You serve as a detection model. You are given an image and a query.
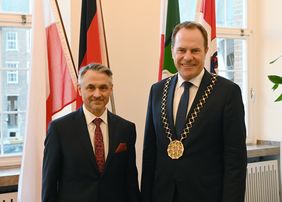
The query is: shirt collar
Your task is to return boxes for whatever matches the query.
[177,68,205,88]
[83,105,108,125]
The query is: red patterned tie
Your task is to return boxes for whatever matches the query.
[93,118,105,174]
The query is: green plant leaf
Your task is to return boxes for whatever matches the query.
[272,84,279,90]
[268,75,282,84]
[269,55,282,64]
[275,94,282,102]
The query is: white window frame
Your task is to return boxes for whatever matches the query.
[0,13,32,167]
[216,0,256,144]
[27,61,30,84]
[26,29,31,52]
[7,71,18,84]
[6,61,19,84]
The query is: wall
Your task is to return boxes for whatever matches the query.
[252,1,282,185]
[254,0,282,141]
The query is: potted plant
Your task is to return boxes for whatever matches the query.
[268,55,282,102]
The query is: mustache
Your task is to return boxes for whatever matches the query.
[181,62,196,66]
[91,97,104,101]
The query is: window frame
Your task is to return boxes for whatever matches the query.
[6,61,19,84]
[0,12,31,167]
[6,31,18,51]
[7,71,18,84]
[216,0,256,144]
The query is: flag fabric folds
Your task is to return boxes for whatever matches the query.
[17,0,77,201]
[158,0,218,80]
[77,0,108,108]
[158,0,180,80]
[196,0,218,73]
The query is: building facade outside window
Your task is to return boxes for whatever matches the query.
[0,0,31,162]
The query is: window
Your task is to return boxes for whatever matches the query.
[6,32,18,51]
[7,71,18,83]
[26,61,30,84]
[26,29,31,52]
[179,0,254,141]
[0,0,31,162]
[6,62,19,84]
[216,0,255,142]
[1,95,22,155]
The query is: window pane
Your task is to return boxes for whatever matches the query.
[0,0,31,14]
[179,0,197,22]
[0,27,30,156]
[2,112,24,155]
[216,0,246,28]
[217,38,248,126]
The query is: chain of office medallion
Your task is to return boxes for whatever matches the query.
[161,74,217,141]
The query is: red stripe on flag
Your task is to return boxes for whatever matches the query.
[201,0,216,40]
[46,23,77,126]
[18,1,77,201]
[80,14,102,67]
[158,34,165,81]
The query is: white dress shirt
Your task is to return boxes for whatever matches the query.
[83,105,109,159]
[173,69,205,125]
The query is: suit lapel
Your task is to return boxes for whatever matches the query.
[76,108,100,173]
[167,75,178,138]
[104,111,117,171]
[185,69,212,140]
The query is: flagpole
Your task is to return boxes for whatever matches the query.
[54,0,78,78]
[99,0,116,114]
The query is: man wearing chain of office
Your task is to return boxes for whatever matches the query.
[141,21,247,202]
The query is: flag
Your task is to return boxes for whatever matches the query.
[77,0,109,108]
[196,0,218,73]
[17,0,77,201]
[158,0,180,80]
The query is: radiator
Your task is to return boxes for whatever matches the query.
[245,160,280,202]
[0,192,17,202]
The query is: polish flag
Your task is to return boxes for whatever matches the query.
[196,0,218,73]
[17,0,77,201]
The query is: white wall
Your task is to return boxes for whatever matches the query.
[101,0,160,175]
[254,0,282,141]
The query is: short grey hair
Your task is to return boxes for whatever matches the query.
[78,63,113,84]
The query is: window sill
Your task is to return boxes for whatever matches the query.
[247,143,280,158]
[0,142,280,189]
[0,166,19,187]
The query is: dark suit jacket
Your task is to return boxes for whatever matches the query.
[141,70,247,202]
[42,108,140,202]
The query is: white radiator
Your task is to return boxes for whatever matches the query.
[0,192,17,202]
[245,160,280,202]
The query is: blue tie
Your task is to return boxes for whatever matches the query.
[175,81,192,137]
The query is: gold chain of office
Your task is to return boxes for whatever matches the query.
[161,74,217,159]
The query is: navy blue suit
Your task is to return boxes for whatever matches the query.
[141,70,247,202]
[42,108,140,202]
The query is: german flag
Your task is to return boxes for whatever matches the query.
[77,0,108,108]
